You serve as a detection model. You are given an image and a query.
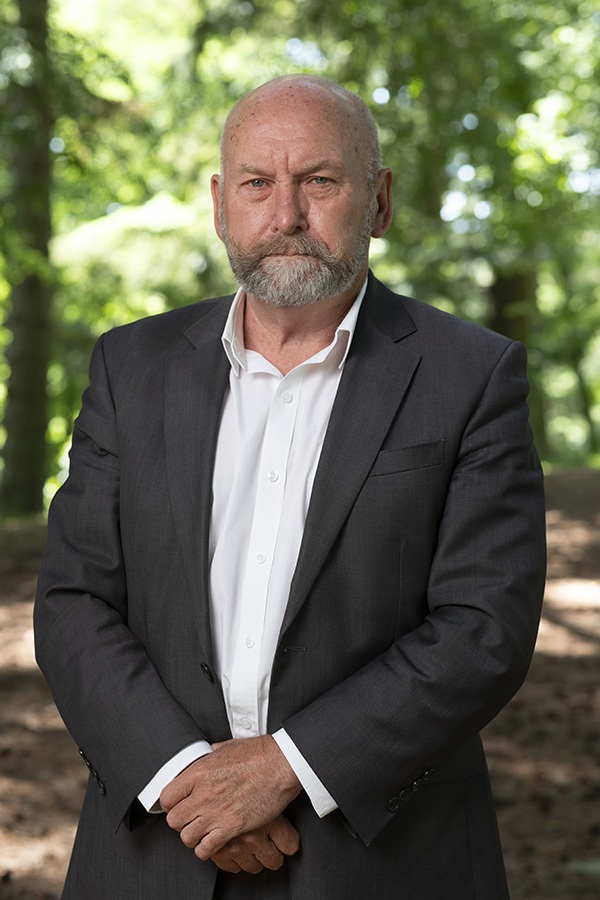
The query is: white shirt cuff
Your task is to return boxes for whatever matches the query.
[273,728,338,817]
[137,740,213,813]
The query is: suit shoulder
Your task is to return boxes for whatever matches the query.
[98,295,233,357]
[369,276,513,356]
[402,293,512,351]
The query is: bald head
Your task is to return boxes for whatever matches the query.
[211,74,393,310]
[221,75,382,188]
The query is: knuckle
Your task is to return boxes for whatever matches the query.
[165,811,179,831]
[227,839,243,855]
[238,834,254,849]
[180,831,196,848]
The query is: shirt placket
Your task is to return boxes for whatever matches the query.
[228,368,304,737]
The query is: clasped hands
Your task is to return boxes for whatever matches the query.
[160,735,302,874]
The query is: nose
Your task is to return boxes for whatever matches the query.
[272,182,308,234]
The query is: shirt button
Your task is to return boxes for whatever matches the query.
[282,392,293,404]
[256,553,266,564]
[240,717,253,730]
[244,636,255,649]
[267,470,279,483]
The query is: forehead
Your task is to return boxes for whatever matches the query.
[223,87,364,175]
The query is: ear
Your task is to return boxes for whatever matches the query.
[370,168,393,238]
[211,174,223,240]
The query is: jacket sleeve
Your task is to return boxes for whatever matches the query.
[34,335,207,831]
[282,339,546,845]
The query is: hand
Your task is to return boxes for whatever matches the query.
[209,814,300,873]
[160,735,302,860]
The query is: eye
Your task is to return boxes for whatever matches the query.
[311,176,331,185]
[248,178,267,188]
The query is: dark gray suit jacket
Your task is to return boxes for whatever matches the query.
[35,274,546,899]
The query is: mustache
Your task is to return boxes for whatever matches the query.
[241,233,338,265]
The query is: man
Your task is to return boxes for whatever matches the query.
[35,75,546,899]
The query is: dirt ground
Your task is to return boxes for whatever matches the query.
[0,469,599,899]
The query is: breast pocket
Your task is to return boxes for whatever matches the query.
[369,439,446,477]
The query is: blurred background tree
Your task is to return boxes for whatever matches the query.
[1,0,599,516]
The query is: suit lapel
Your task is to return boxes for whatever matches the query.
[162,283,421,654]
[282,278,421,636]
[164,301,232,662]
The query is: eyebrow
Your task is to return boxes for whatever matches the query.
[236,159,345,177]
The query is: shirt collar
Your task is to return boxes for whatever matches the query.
[221,278,368,377]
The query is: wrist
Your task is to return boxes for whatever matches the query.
[266,735,302,798]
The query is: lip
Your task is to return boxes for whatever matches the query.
[265,251,312,258]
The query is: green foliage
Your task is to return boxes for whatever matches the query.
[1,0,599,511]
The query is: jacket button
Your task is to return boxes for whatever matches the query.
[412,778,424,791]
[423,768,436,782]
[386,796,400,812]
[201,662,215,683]
[399,788,413,802]
[98,780,106,796]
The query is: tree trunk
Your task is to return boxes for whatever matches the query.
[487,269,548,454]
[487,269,536,345]
[1,0,54,516]
[575,361,599,456]
[525,361,550,462]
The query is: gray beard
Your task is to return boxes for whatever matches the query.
[220,212,374,308]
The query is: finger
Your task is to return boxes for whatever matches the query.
[160,756,209,811]
[160,777,192,812]
[209,854,243,874]
[233,854,263,875]
[210,824,289,872]
[231,828,285,871]
[195,827,231,860]
[211,837,274,874]
[159,786,183,813]
[252,841,284,872]
[165,801,198,833]
[179,817,207,849]
[269,816,300,856]
[165,788,218,833]
[207,842,264,874]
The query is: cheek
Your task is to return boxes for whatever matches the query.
[224,203,268,246]
[311,195,367,238]
[316,218,363,253]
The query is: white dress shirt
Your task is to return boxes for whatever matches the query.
[139,281,366,816]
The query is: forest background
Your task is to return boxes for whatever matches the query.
[1,0,600,515]
[1,2,600,898]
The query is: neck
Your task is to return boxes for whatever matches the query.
[243,287,360,375]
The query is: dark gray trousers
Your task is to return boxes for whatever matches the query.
[213,863,291,900]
